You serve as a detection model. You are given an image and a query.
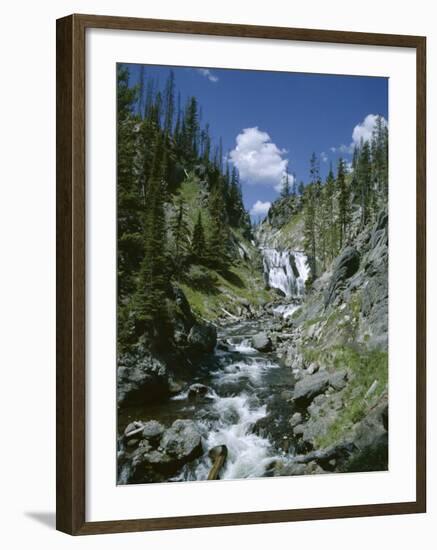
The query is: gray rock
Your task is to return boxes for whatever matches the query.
[187,323,217,353]
[124,421,144,439]
[307,363,319,375]
[161,419,203,463]
[325,247,360,307]
[187,383,210,401]
[142,420,165,442]
[352,397,388,452]
[117,354,169,406]
[292,371,330,406]
[329,370,348,391]
[251,332,273,352]
[293,424,305,437]
[289,412,303,428]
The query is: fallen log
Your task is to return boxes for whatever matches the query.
[207,445,228,480]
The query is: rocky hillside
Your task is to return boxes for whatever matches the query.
[254,193,389,473]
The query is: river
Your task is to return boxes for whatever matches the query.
[118,248,309,483]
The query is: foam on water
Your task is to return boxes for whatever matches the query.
[213,358,279,385]
[193,393,275,480]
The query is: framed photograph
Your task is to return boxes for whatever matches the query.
[56,14,426,535]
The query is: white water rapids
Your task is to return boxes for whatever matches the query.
[261,248,310,298]
[168,335,283,482]
[119,248,311,484]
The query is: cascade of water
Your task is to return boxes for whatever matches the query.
[261,248,309,297]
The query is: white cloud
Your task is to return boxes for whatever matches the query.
[230,127,289,191]
[197,68,219,83]
[330,114,388,156]
[321,152,328,163]
[250,200,271,217]
[352,114,387,146]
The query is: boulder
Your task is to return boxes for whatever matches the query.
[329,370,348,391]
[168,376,184,395]
[251,332,273,352]
[187,383,210,401]
[352,398,388,452]
[129,446,175,481]
[187,323,217,353]
[307,363,319,375]
[292,371,330,407]
[142,420,165,443]
[161,419,203,463]
[117,354,169,406]
[289,412,303,428]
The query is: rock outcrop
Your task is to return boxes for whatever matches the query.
[187,323,217,353]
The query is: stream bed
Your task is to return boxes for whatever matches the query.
[118,318,299,483]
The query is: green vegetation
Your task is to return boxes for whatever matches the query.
[316,347,388,448]
[302,121,388,277]
[117,64,262,350]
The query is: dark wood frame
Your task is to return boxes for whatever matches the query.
[56,13,427,535]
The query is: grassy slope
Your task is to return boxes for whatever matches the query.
[176,175,272,321]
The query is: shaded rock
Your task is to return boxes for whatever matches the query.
[187,323,217,353]
[251,332,273,352]
[216,341,230,352]
[292,371,330,407]
[325,247,360,307]
[142,420,165,443]
[117,354,169,406]
[187,383,210,401]
[161,419,203,463]
[168,376,184,395]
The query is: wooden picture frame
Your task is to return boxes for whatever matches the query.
[56,13,426,535]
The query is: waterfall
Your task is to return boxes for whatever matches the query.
[261,248,310,297]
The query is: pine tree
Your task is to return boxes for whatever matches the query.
[325,164,338,261]
[163,70,175,136]
[337,157,350,247]
[201,123,211,163]
[183,96,199,159]
[208,178,230,269]
[133,134,169,336]
[117,65,143,298]
[309,152,320,186]
[303,184,317,277]
[280,171,291,198]
[357,141,372,228]
[192,211,206,263]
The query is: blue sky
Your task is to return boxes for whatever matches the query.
[126,64,388,219]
